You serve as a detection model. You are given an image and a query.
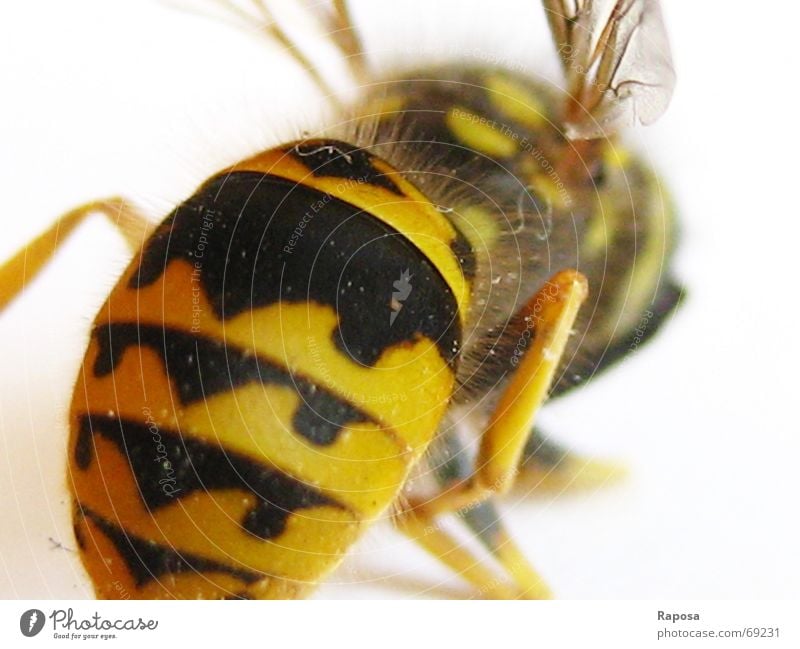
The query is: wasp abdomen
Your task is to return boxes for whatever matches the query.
[68,142,468,599]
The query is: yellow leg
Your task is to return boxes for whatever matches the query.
[478,268,588,492]
[415,268,589,520]
[0,197,154,312]
[438,432,623,595]
[516,427,626,494]
[396,268,587,598]
[394,506,549,599]
[422,432,551,598]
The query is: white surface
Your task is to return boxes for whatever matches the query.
[0,0,799,600]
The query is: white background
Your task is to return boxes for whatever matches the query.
[0,0,799,601]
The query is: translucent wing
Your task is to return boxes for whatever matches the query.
[542,0,675,139]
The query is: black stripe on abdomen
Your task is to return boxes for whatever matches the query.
[91,322,372,447]
[74,412,344,540]
[131,172,461,367]
[78,506,265,588]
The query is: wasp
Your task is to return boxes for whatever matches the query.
[0,0,681,599]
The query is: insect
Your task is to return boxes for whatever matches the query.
[0,0,680,599]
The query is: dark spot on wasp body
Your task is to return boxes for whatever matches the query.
[78,506,266,588]
[449,229,477,281]
[76,412,344,541]
[91,322,371,447]
[74,420,94,470]
[72,519,86,551]
[290,140,406,196]
[589,158,606,187]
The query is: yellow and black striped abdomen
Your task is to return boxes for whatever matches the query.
[68,140,472,599]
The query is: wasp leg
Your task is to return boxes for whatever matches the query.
[393,509,519,599]
[248,0,344,104]
[420,430,551,598]
[394,500,550,599]
[394,270,587,598]
[515,426,626,494]
[0,198,154,311]
[460,499,552,599]
[329,0,367,82]
[406,268,588,512]
[435,428,624,591]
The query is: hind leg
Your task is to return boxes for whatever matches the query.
[515,426,626,494]
[0,198,155,311]
[425,428,624,593]
[397,427,550,599]
[394,497,550,599]
[411,269,588,520]
[394,269,589,598]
